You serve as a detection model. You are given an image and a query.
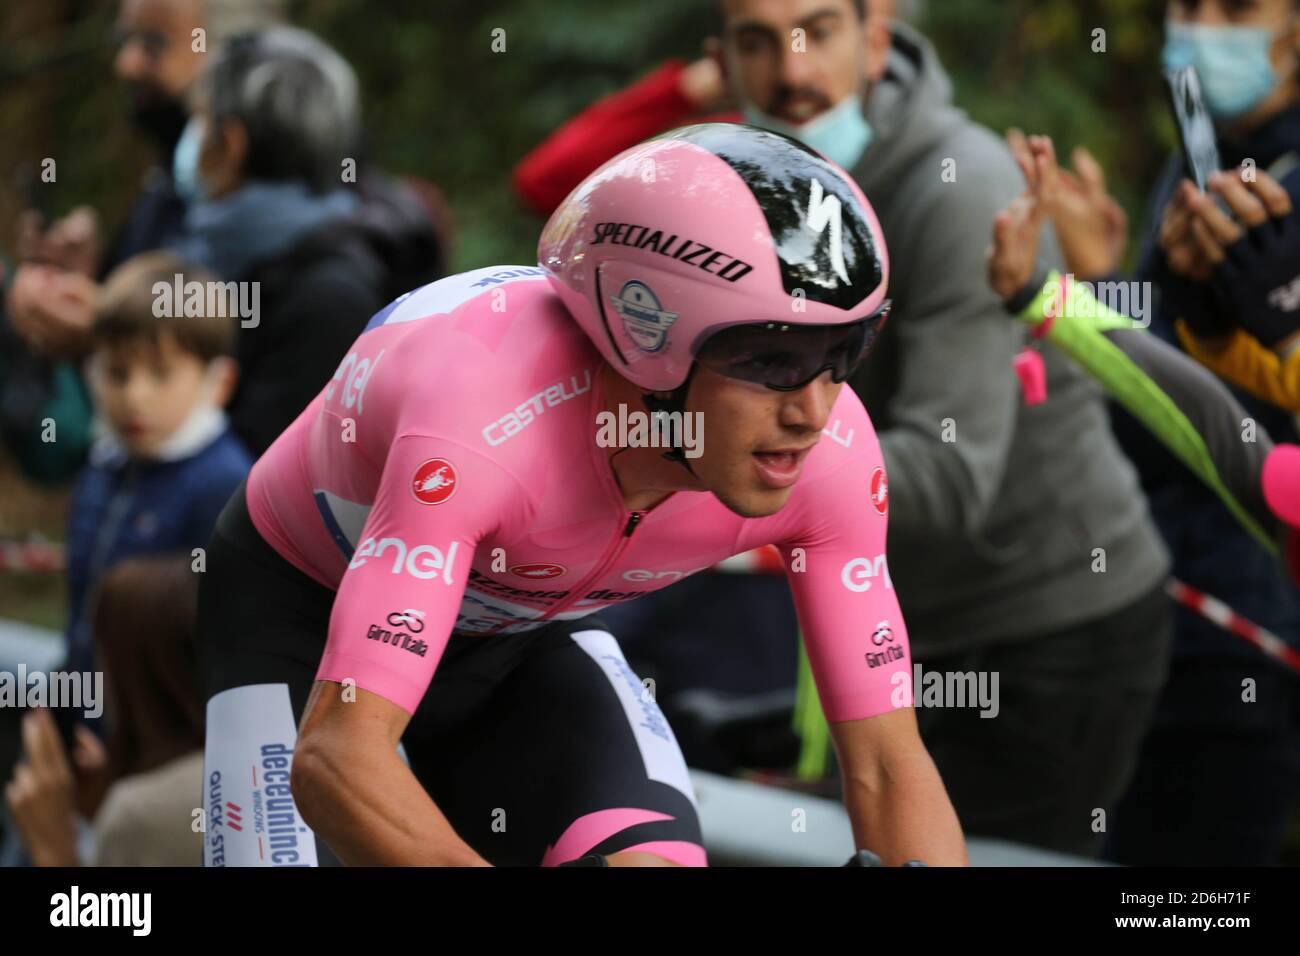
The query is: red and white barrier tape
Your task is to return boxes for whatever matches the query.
[708,556,1300,675]
[1166,577,1300,674]
[0,539,66,573]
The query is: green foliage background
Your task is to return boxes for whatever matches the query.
[0,0,1176,276]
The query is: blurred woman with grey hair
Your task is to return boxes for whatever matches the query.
[0,0,289,488]
[171,25,444,454]
[172,25,362,273]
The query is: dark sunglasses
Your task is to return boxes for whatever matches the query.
[695,301,890,391]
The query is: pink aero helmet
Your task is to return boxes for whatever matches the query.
[538,123,890,392]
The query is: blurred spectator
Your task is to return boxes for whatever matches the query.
[64,251,249,684]
[3,251,247,866]
[1,0,285,485]
[1148,159,1300,410]
[512,53,733,217]
[6,0,290,355]
[105,0,290,275]
[1180,319,1300,410]
[6,553,206,866]
[7,688,203,865]
[1023,0,1300,865]
[513,1,900,216]
[0,277,93,484]
[168,25,445,453]
[518,0,1173,858]
[93,555,206,781]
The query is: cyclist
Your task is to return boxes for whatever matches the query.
[197,123,968,867]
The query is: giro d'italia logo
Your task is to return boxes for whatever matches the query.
[610,280,678,353]
[411,458,458,505]
[870,467,888,515]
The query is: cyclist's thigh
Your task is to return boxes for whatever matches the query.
[406,625,707,867]
[197,482,339,866]
[197,481,330,718]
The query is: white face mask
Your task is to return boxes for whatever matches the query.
[1162,20,1294,120]
[172,114,209,204]
[742,92,875,171]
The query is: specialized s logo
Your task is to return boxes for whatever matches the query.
[610,280,679,353]
[411,458,458,505]
[806,179,850,286]
[869,467,888,515]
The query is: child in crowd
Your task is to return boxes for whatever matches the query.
[4,251,250,865]
[63,250,250,680]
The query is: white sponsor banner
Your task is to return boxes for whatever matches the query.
[203,684,318,867]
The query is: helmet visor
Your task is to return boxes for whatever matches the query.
[695,302,890,391]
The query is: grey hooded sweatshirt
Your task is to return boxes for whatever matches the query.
[848,23,1169,654]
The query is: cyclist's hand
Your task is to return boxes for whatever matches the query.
[1009,131,1127,280]
[843,849,929,867]
[4,710,81,867]
[844,849,882,866]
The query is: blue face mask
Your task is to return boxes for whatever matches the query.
[1162,21,1281,120]
[172,115,208,204]
[743,93,873,171]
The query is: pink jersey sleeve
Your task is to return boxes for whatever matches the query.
[778,404,911,723]
[315,434,527,714]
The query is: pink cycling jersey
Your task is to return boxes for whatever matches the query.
[246,265,911,722]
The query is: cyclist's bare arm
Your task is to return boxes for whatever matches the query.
[292,680,490,866]
[830,707,969,866]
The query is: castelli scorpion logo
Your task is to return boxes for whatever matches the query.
[411,458,458,505]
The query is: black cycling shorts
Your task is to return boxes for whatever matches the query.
[197,481,705,866]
